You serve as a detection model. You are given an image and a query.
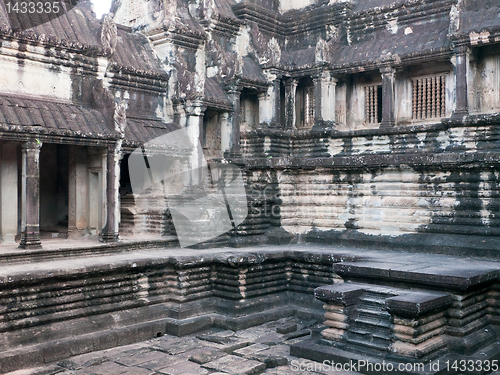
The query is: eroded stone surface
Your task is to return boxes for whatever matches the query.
[4,318,362,375]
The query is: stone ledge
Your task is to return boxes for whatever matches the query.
[386,292,452,318]
[291,338,500,375]
[334,262,499,291]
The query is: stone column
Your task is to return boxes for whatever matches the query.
[220,112,231,154]
[313,75,323,125]
[101,142,121,243]
[19,140,42,249]
[284,78,297,129]
[380,65,396,126]
[187,107,205,185]
[452,45,469,118]
[313,72,337,129]
[0,143,18,244]
[227,86,242,153]
[258,92,268,127]
[272,78,282,127]
[68,146,88,238]
[323,74,337,125]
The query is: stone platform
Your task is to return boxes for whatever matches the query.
[0,242,499,373]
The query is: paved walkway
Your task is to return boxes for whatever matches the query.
[5,317,360,375]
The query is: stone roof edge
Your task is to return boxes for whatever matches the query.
[0,26,106,56]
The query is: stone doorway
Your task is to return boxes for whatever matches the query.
[39,144,69,239]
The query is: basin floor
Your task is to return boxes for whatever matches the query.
[4,317,360,375]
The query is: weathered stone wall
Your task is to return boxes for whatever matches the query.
[241,116,500,251]
[0,249,341,372]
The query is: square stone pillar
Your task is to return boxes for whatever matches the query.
[0,143,18,244]
[101,142,121,243]
[380,65,396,126]
[261,70,282,128]
[68,146,88,238]
[313,72,337,129]
[227,87,242,153]
[19,140,42,249]
[220,112,231,154]
[284,78,297,129]
[272,78,282,127]
[258,92,270,127]
[452,45,469,119]
[187,108,205,186]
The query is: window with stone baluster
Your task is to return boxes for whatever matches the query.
[296,77,315,129]
[364,84,382,124]
[411,74,446,120]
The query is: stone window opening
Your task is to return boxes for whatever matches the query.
[364,84,382,124]
[240,89,259,132]
[296,77,315,129]
[202,109,222,158]
[411,74,446,120]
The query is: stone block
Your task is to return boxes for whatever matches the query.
[81,361,130,375]
[158,360,209,375]
[202,355,266,375]
[115,350,172,367]
[233,344,269,357]
[314,283,365,304]
[249,353,288,368]
[186,347,227,364]
[386,292,451,318]
[276,323,297,334]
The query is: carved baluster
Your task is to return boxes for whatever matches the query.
[431,76,436,118]
[437,77,442,117]
[412,80,417,119]
[417,79,422,119]
[422,78,427,119]
[374,85,379,123]
[427,77,431,119]
[372,86,377,124]
[365,86,369,123]
[441,75,446,117]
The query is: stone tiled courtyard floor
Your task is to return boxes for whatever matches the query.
[6,317,360,375]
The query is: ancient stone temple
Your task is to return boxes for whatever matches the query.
[0,0,500,373]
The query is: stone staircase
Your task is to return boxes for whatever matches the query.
[345,290,393,356]
[292,273,500,374]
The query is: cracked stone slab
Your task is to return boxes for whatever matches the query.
[282,329,311,341]
[233,344,269,357]
[4,365,66,375]
[276,323,297,334]
[157,360,209,375]
[262,365,324,375]
[117,367,154,375]
[216,338,253,353]
[250,353,288,368]
[186,347,227,364]
[115,350,171,367]
[74,361,130,374]
[202,354,266,375]
[153,338,212,355]
[137,353,185,371]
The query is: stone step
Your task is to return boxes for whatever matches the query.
[347,326,391,341]
[350,316,392,330]
[355,308,391,320]
[344,334,391,353]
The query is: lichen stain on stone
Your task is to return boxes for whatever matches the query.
[470,31,491,45]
